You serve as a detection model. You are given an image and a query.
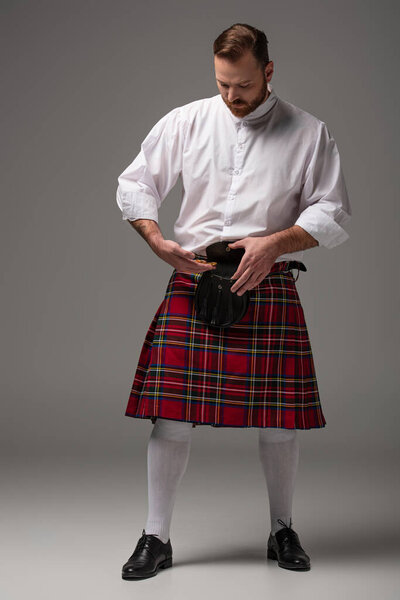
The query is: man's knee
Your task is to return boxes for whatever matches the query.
[151,417,193,442]
[258,427,297,444]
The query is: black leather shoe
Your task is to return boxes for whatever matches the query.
[122,529,173,579]
[267,519,311,571]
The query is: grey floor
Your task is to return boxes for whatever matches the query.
[2,437,399,600]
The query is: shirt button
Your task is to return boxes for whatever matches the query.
[233,169,239,175]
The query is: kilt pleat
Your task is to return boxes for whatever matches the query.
[125,261,326,429]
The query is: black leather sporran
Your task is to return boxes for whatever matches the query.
[194,240,249,328]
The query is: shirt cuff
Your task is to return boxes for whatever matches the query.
[294,206,350,249]
[116,189,159,222]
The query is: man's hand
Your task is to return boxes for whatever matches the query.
[128,219,216,274]
[153,239,216,274]
[228,236,280,295]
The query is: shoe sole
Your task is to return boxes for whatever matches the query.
[122,556,173,579]
[267,548,310,571]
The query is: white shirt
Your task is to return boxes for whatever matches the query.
[116,83,351,263]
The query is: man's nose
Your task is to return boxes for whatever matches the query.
[227,89,240,102]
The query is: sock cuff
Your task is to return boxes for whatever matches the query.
[144,520,170,544]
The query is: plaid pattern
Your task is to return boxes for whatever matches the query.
[125,261,326,429]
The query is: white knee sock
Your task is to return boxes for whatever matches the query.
[144,418,193,543]
[258,427,299,535]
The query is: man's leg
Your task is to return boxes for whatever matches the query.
[258,427,299,534]
[144,417,193,543]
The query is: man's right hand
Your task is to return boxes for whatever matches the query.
[152,239,216,274]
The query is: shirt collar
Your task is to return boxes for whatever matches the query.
[220,83,278,124]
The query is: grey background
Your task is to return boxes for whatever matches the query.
[1,0,399,598]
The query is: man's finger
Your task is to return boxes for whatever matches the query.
[187,258,217,272]
[230,261,248,281]
[235,273,262,295]
[230,266,252,292]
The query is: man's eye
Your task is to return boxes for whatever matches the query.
[220,83,249,88]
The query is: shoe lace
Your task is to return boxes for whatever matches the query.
[131,529,157,560]
[276,519,303,549]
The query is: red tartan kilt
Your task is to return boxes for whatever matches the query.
[125,261,326,429]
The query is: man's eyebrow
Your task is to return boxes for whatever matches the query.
[216,78,252,84]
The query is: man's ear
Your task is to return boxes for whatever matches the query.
[265,61,274,81]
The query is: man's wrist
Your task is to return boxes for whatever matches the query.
[148,233,166,254]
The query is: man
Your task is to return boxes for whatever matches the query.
[116,23,351,579]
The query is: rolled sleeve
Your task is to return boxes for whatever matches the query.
[295,122,352,249]
[116,190,159,222]
[116,106,188,222]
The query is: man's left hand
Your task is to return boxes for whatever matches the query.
[228,236,280,296]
